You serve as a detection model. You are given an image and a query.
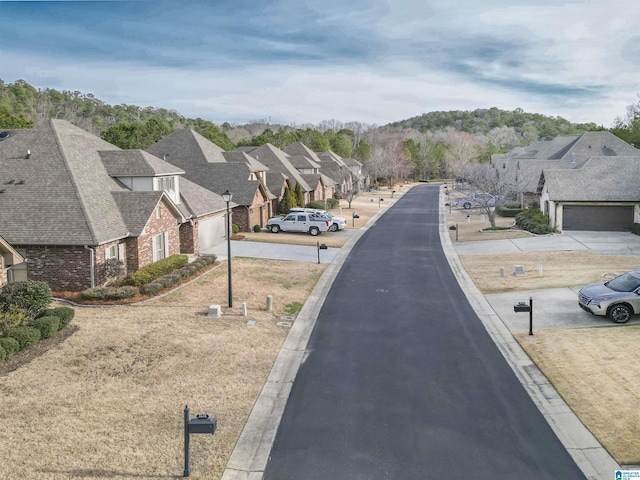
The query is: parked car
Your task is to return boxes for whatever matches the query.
[266,212,330,236]
[288,208,347,231]
[578,269,640,323]
[455,193,505,209]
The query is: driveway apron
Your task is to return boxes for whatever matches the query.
[263,184,585,479]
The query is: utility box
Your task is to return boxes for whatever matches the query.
[188,414,217,435]
[514,302,531,313]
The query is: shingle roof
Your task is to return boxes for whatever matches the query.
[100,150,185,176]
[493,131,640,193]
[288,155,320,169]
[112,191,167,236]
[147,129,227,166]
[284,142,323,164]
[541,156,640,201]
[241,143,312,192]
[0,119,129,245]
[222,150,270,172]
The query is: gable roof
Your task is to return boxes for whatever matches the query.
[0,234,24,265]
[284,142,323,164]
[241,143,312,192]
[0,119,129,246]
[99,150,185,176]
[541,156,640,201]
[112,191,183,236]
[288,155,320,170]
[147,129,227,166]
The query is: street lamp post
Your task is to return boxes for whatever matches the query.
[222,190,233,308]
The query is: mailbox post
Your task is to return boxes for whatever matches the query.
[317,241,327,264]
[183,405,217,477]
[514,297,533,335]
[352,212,360,227]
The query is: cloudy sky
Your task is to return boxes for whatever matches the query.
[2,0,639,127]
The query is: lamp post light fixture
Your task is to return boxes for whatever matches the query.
[222,190,233,308]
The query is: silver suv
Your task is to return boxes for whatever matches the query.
[578,269,640,323]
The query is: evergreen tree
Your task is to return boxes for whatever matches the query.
[294,182,304,207]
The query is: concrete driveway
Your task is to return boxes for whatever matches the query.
[454,230,640,333]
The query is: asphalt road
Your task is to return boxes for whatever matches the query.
[262,183,586,479]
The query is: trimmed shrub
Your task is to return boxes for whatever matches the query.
[39,307,75,329]
[253,224,262,232]
[0,345,5,364]
[0,304,29,336]
[7,326,41,350]
[140,282,164,295]
[0,337,20,356]
[232,224,240,234]
[81,286,139,301]
[515,208,556,235]
[0,280,52,320]
[122,254,189,287]
[192,255,216,268]
[32,315,60,339]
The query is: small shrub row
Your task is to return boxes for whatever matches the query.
[121,254,189,287]
[253,224,262,232]
[515,208,556,234]
[81,285,139,301]
[39,307,75,329]
[0,281,75,364]
[307,199,339,210]
[140,255,217,296]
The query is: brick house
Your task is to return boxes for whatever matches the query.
[0,120,229,291]
[148,130,274,232]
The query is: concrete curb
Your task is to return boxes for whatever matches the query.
[221,199,395,480]
[438,187,618,480]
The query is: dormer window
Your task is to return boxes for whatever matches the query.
[156,176,175,195]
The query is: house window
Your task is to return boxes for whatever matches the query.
[152,233,166,262]
[156,207,161,219]
[105,244,118,261]
[156,176,175,195]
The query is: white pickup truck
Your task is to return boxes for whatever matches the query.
[266,212,331,236]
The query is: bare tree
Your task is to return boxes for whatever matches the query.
[381,135,411,188]
[461,163,514,227]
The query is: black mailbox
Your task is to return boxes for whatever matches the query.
[514,302,531,313]
[188,414,217,435]
[353,213,360,219]
[319,244,328,250]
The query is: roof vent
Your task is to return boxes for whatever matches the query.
[0,131,9,140]
[0,189,5,194]
[5,179,14,185]
[25,150,31,159]
[16,179,25,185]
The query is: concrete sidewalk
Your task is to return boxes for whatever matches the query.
[453,230,640,256]
[203,239,340,264]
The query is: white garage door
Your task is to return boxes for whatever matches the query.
[198,216,226,250]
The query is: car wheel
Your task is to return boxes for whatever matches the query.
[270,225,280,233]
[609,304,632,323]
[329,223,338,232]
[309,226,319,236]
[463,202,471,209]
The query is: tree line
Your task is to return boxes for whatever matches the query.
[3,78,638,188]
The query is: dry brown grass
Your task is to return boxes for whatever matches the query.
[0,259,325,480]
[460,251,640,294]
[515,328,640,464]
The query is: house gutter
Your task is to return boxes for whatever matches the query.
[84,245,95,289]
